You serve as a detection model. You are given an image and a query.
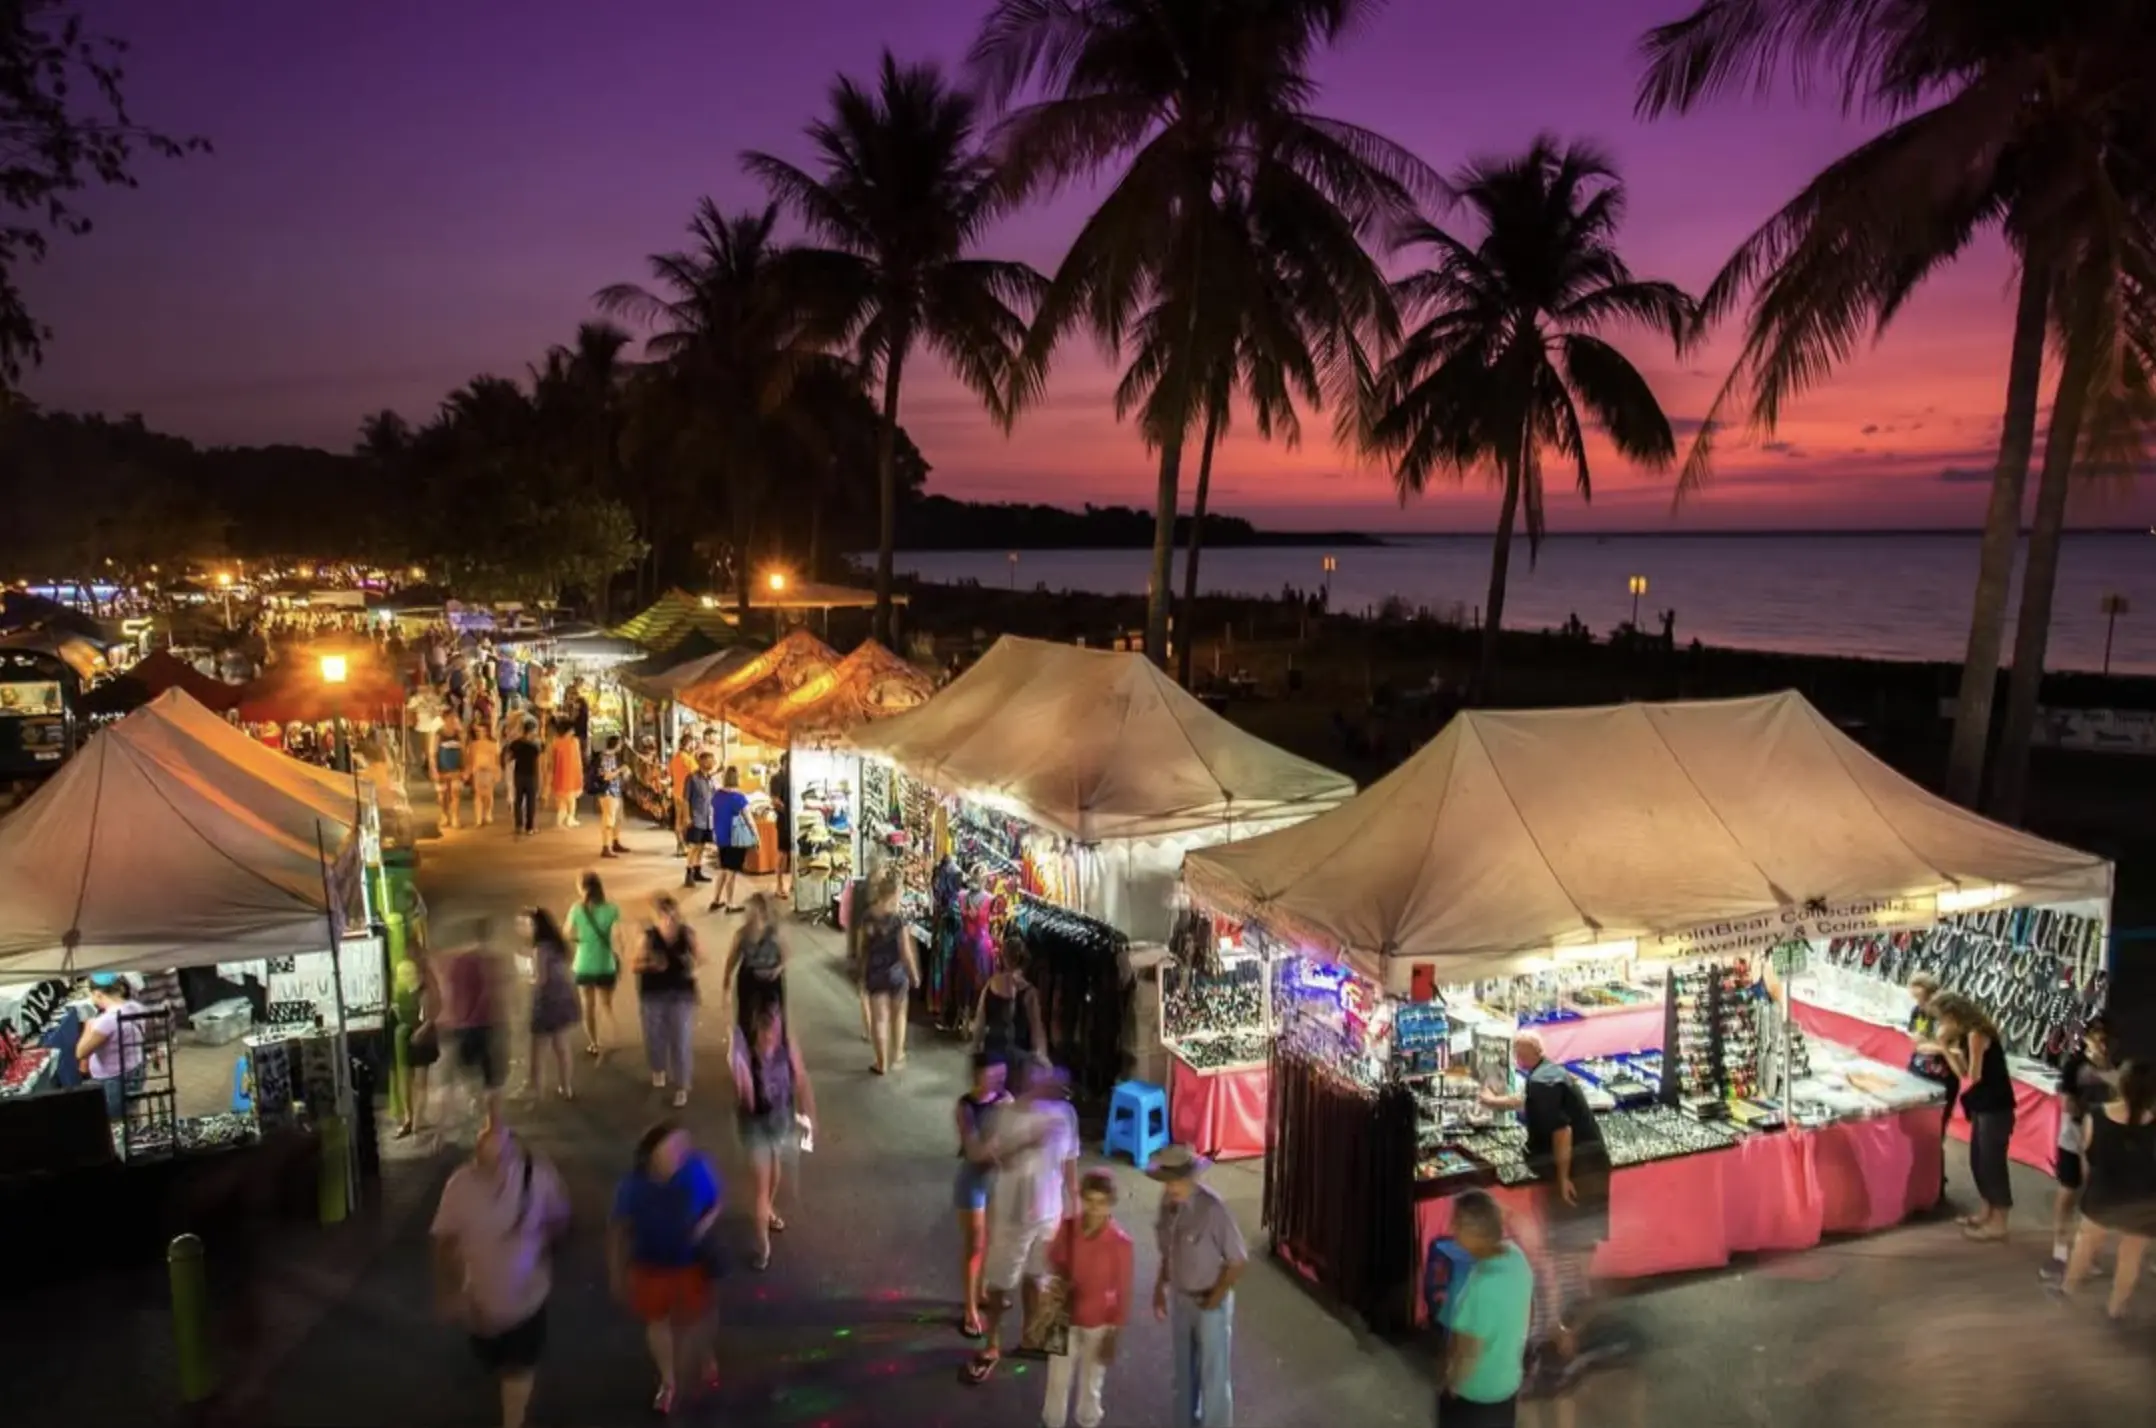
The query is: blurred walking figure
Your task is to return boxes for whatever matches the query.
[730,999,815,1270]
[592,733,627,857]
[547,721,582,829]
[520,908,579,1101]
[2058,1057,2156,1319]
[467,720,501,827]
[431,1116,569,1428]
[638,896,701,1108]
[966,1062,1080,1385]
[441,931,505,1126]
[953,1053,1011,1338]
[503,717,544,837]
[768,751,794,900]
[434,708,468,830]
[726,893,788,1035]
[2046,1017,2115,1273]
[567,872,623,1058]
[859,871,920,1076]
[680,752,717,888]
[1041,1169,1134,1428]
[393,945,442,1140]
[611,1121,722,1415]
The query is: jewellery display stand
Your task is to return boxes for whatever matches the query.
[115,1006,178,1162]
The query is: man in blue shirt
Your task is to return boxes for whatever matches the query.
[1439,1191,1533,1427]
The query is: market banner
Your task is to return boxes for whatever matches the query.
[1650,895,1934,962]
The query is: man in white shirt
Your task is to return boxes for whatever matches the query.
[431,1115,569,1428]
[968,1062,1081,1382]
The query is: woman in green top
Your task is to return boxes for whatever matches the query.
[567,871,624,1058]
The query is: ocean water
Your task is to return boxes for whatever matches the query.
[896,532,2156,675]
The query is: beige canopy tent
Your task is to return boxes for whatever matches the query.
[1184,691,2113,992]
[845,636,1355,937]
[125,689,373,832]
[0,703,365,973]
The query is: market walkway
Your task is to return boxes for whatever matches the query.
[226,808,2153,1427]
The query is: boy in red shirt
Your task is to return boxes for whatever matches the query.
[1041,1168,1134,1428]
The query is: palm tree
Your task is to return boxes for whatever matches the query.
[1634,0,2156,808]
[597,201,838,618]
[1364,137,1695,696]
[970,0,1431,665]
[743,52,1043,645]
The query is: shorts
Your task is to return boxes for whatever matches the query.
[984,1215,1059,1293]
[2057,1145,2085,1191]
[685,827,715,847]
[406,1029,441,1069]
[716,846,749,873]
[1438,1391,1517,1428]
[436,750,463,776]
[954,1164,993,1213]
[1538,1176,1610,1258]
[453,1027,502,1089]
[470,1307,546,1374]
[627,1264,710,1325]
[739,1108,795,1160]
[574,971,617,991]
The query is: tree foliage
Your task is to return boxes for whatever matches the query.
[0,0,206,389]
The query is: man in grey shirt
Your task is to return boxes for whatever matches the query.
[1151,1146,1245,1426]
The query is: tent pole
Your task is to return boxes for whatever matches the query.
[315,821,360,1214]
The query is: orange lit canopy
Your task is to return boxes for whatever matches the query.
[784,640,936,747]
[676,629,840,744]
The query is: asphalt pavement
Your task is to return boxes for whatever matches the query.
[36,790,2155,1427]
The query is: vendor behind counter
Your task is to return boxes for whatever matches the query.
[76,975,147,1119]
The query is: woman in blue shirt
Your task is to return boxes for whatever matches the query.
[611,1120,723,1415]
[707,766,753,915]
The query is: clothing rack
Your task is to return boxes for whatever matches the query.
[1011,893,1130,1102]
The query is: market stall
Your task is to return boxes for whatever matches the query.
[678,630,842,874]
[616,631,755,821]
[1181,691,2113,1331]
[844,636,1354,1095]
[0,699,378,1188]
[768,640,936,915]
[613,587,739,652]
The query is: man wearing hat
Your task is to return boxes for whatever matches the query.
[1150,1145,1245,1426]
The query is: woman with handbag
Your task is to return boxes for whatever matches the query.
[610,1120,723,1416]
[1040,1169,1133,1428]
[729,999,815,1271]
[708,765,754,915]
[859,872,921,1076]
[394,947,443,1140]
[637,896,702,1109]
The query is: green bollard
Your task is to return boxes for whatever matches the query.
[168,1233,217,1405]
[318,1114,349,1226]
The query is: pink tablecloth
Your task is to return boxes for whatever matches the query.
[1533,1004,1665,1063]
[1413,1107,1942,1321]
[1788,999,2060,1170]
[1169,1056,1269,1161]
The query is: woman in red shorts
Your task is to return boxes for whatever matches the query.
[609,1120,723,1414]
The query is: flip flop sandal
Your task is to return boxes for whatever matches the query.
[963,1352,999,1385]
[768,1214,787,1234]
[961,1314,985,1339]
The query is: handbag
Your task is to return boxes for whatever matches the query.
[1020,1220,1074,1357]
[729,811,759,850]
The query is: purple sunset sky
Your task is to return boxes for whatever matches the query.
[18,0,2150,531]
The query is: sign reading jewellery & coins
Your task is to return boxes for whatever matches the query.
[1653,896,1931,961]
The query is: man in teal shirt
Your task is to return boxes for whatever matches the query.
[1439,1191,1533,1426]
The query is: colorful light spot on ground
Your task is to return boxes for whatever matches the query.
[833,1327,851,1338]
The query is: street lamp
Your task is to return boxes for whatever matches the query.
[216,571,235,628]
[1320,554,1337,605]
[1007,551,1019,590]
[2102,593,2131,675]
[1628,574,1649,627]
[766,570,788,593]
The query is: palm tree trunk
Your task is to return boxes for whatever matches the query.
[873,346,908,647]
[808,485,824,585]
[1145,437,1185,666]
[1944,259,2050,805]
[1478,458,1523,701]
[1988,340,2095,823]
[1174,407,1224,688]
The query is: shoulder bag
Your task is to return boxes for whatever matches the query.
[1021,1218,1074,1358]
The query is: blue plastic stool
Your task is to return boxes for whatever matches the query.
[1104,1080,1170,1168]
[230,1054,253,1114]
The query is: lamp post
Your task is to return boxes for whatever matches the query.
[765,570,789,640]
[2102,593,2131,675]
[1628,574,1649,628]
[216,572,234,629]
[1007,551,1019,590]
[319,653,349,774]
[1320,554,1337,606]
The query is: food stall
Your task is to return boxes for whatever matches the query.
[843,636,1354,1097]
[1180,691,2114,1332]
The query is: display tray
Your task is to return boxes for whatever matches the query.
[1167,1033,1267,1073]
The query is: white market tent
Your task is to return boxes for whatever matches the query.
[0,703,364,975]
[845,635,1355,938]
[125,689,372,834]
[1183,691,2113,992]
